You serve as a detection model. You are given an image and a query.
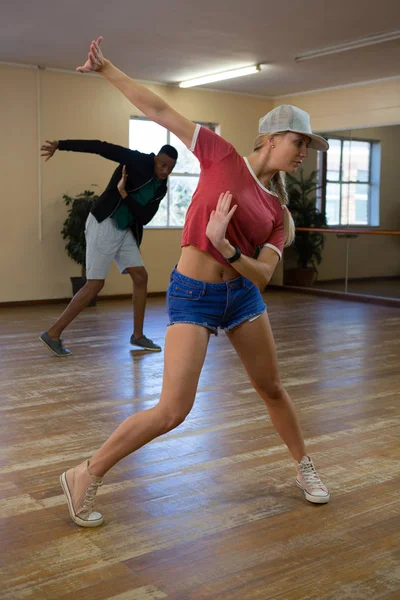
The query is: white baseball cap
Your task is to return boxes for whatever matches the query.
[259,105,329,151]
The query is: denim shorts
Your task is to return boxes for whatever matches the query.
[166,267,266,335]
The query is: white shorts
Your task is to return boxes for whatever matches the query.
[85,213,144,280]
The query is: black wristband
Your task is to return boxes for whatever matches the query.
[225,246,241,264]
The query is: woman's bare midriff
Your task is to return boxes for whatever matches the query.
[176,245,240,283]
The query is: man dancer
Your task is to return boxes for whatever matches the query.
[40,138,177,355]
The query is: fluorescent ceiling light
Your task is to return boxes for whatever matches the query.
[179,64,261,88]
[295,30,400,62]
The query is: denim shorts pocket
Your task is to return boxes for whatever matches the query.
[243,277,256,290]
[168,281,204,301]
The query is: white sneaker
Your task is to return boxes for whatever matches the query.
[296,455,330,504]
[60,460,104,527]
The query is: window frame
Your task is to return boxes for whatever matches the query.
[317,134,379,228]
[129,116,218,229]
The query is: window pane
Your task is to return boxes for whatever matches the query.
[326,182,340,225]
[340,183,350,225]
[340,183,369,225]
[326,138,341,181]
[129,118,217,228]
[170,132,200,174]
[129,119,167,153]
[148,196,167,227]
[169,176,199,226]
[342,140,370,182]
[354,184,369,224]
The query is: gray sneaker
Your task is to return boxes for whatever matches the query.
[40,331,71,356]
[130,334,161,352]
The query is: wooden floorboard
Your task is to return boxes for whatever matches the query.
[0,291,399,599]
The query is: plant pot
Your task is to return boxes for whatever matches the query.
[284,268,317,287]
[70,276,97,307]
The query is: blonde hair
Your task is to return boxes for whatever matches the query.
[253,133,295,246]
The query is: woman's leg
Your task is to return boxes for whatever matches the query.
[226,312,329,503]
[226,312,305,460]
[90,323,211,476]
[60,323,211,526]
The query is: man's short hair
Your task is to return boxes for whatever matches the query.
[158,144,178,161]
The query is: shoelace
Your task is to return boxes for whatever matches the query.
[57,338,67,351]
[300,462,325,489]
[141,337,158,347]
[81,480,103,517]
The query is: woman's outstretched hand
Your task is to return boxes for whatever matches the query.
[76,37,107,73]
[206,191,237,253]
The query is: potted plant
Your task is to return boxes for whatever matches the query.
[285,169,327,287]
[61,188,98,303]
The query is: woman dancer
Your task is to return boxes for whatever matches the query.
[60,37,330,527]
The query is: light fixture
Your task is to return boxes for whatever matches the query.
[295,30,400,62]
[179,64,261,88]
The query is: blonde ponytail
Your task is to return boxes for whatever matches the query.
[271,171,295,246]
[252,133,295,246]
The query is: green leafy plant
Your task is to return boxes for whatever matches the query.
[286,169,327,271]
[61,189,98,276]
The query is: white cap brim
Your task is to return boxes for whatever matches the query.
[303,132,329,152]
[283,129,329,152]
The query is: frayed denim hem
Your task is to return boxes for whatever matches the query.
[223,308,266,332]
[167,321,218,335]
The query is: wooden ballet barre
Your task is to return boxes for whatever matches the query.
[295,228,400,236]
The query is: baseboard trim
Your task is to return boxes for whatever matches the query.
[269,285,400,307]
[0,291,166,308]
[2,288,398,309]
[314,276,400,284]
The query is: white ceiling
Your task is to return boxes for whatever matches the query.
[2,0,400,96]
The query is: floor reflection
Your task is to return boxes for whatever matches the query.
[313,277,400,298]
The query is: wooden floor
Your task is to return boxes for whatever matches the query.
[1,291,400,600]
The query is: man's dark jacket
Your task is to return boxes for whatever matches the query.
[58,140,167,246]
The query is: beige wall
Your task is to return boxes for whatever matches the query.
[0,64,271,302]
[275,81,400,281]
[318,125,400,280]
[1,67,400,302]
[297,124,400,280]
[273,78,400,131]
[353,125,400,231]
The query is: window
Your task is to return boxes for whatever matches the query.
[318,136,381,226]
[129,117,217,227]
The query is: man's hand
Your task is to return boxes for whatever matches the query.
[117,165,128,198]
[76,37,108,73]
[40,140,59,161]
